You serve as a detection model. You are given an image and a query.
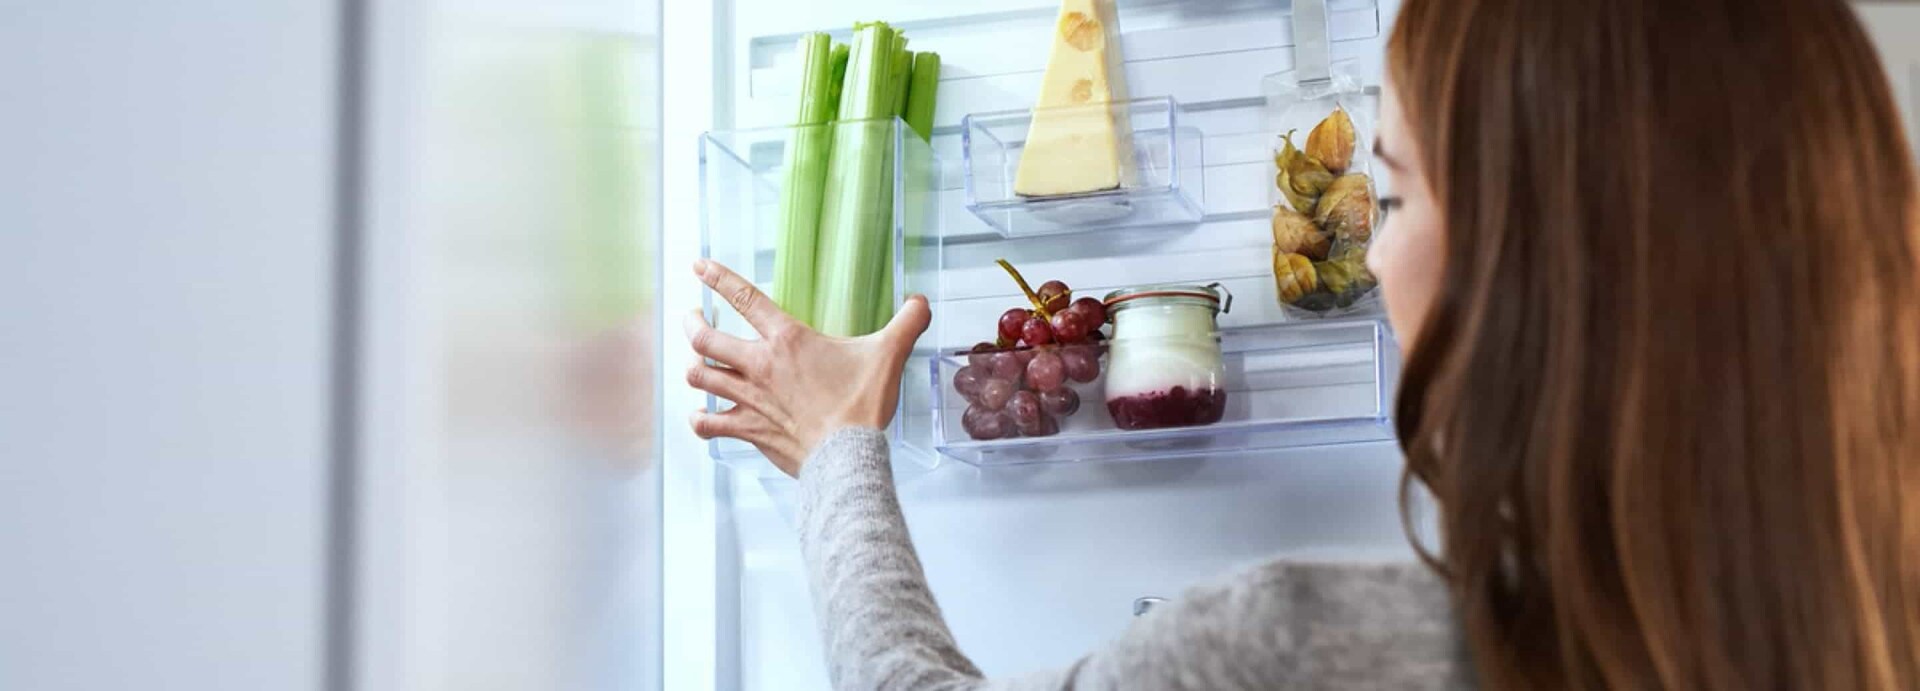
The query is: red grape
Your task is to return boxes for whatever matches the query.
[1026,350,1065,392]
[953,365,985,401]
[1039,387,1080,417]
[962,405,1013,440]
[1014,348,1036,366]
[1070,297,1107,326]
[1014,409,1056,437]
[1037,280,1072,314]
[998,308,1030,344]
[1049,309,1088,343]
[1060,346,1100,383]
[988,352,1023,383]
[1021,316,1054,346]
[968,342,995,369]
[977,378,1015,411]
[1007,390,1042,430]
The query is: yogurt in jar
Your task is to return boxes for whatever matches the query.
[1101,285,1229,430]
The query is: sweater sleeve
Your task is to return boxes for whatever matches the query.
[794,427,1475,691]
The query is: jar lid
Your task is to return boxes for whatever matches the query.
[1102,282,1233,315]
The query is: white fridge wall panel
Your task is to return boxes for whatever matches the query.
[905,442,1415,677]
[727,442,1415,689]
[731,0,1376,46]
[1857,1,1920,154]
[0,2,338,689]
[742,3,1385,129]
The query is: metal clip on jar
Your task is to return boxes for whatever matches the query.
[1100,284,1231,431]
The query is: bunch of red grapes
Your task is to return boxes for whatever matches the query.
[953,261,1110,440]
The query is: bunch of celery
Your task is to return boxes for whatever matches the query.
[773,22,940,336]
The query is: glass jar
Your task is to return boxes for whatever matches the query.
[1101,284,1230,431]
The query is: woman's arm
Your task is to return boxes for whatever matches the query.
[797,428,983,688]
[797,428,1473,691]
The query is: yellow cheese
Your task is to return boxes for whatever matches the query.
[1013,0,1133,197]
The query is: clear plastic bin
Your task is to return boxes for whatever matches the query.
[699,117,942,468]
[926,319,1399,467]
[962,96,1206,237]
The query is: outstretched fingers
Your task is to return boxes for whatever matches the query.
[683,310,757,370]
[688,407,803,474]
[686,362,764,412]
[695,259,793,338]
[689,406,764,440]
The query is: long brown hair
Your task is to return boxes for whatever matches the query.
[1388,0,1920,687]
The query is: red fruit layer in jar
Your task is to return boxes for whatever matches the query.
[1105,386,1228,431]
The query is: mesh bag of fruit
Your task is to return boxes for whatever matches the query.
[1261,62,1382,319]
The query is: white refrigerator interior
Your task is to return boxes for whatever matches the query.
[1858,1,1920,151]
[661,1,1421,689]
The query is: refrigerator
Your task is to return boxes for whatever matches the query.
[8,0,1415,689]
[661,1,1422,689]
[10,1,1915,690]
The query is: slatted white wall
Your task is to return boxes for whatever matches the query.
[724,0,1396,351]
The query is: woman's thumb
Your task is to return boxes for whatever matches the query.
[881,294,932,345]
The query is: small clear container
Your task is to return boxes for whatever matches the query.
[699,117,941,469]
[962,97,1206,237]
[1101,284,1231,431]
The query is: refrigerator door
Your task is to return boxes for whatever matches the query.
[354,1,664,690]
[1,4,341,688]
[4,2,667,688]
[663,1,1419,689]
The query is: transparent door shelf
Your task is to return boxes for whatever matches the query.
[699,117,941,468]
[963,97,1205,238]
[701,117,1401,471]
[926,320,1398,467]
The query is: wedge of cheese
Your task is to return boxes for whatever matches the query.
[1013,0,1134,197]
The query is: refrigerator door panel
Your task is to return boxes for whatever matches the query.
[0,4,340,688]
[356,1,664,690]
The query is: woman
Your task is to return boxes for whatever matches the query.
[685,0,1920,687]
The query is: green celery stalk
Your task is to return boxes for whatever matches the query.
[825,43,850,121]
[813,22,900,336]
[903,52,940,143]
[869,41,914,333]
[883,51,940,332]
[889,44,913,120]
[834,22,895,122]
[771,33,837,326]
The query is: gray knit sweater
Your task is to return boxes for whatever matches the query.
[795,428,1476,690]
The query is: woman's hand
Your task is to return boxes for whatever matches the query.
[683,259,931,477]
